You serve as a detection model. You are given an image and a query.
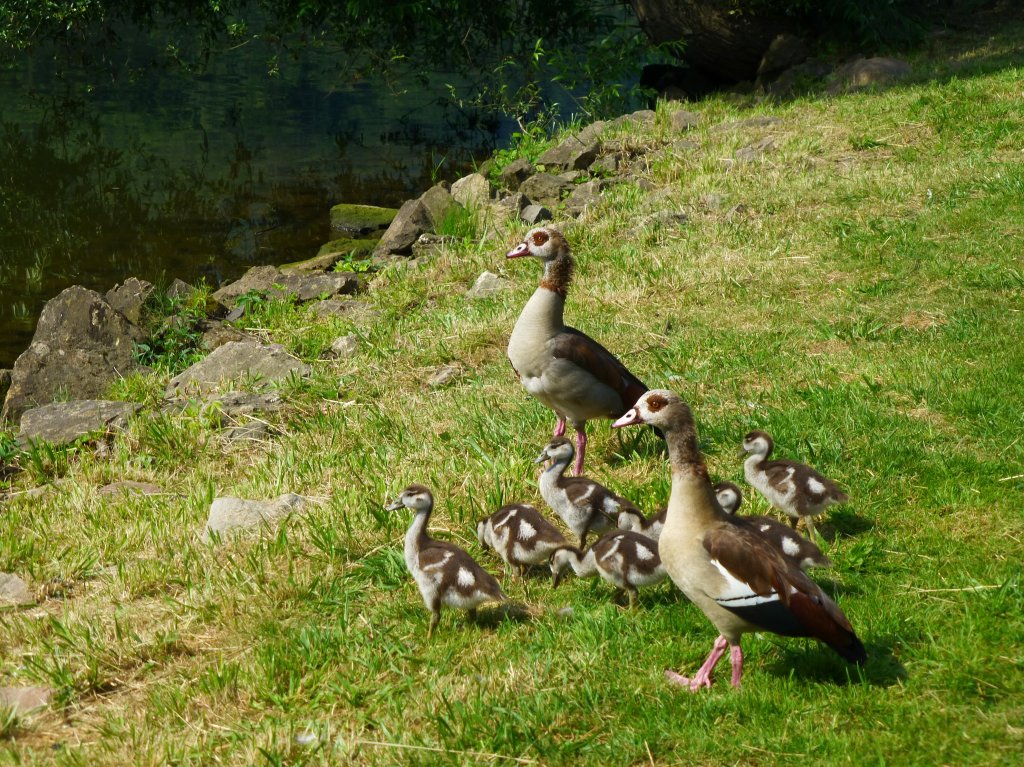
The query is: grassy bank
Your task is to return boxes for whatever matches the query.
[2,21,1023,766]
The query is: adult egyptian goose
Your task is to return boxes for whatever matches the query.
[713,481,833,571]
[385,484,506,637]
[507,226,649,475]
[477,502,569,577]
[741,430,849,540]
[536,436,631,547]
[550,530,666,607]
[612,391,865,690]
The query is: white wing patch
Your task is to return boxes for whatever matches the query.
[709,558,779,607]
[518,520,537,540]
[781,536,802,557]
[422,551,453,572]
[635,542,655,561]
[806,477,827,495]
[457,567,476,587]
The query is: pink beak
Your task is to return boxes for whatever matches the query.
[506,241,530,258]
[612,407,644,428]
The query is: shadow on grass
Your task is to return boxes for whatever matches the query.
[820,508,875,540]
[607,427,667,467]
[763,635,908,688]
[475,601,534,629]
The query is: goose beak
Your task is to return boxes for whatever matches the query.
[612,407,643,428]
[506,241,530,259]
[384,497,404,511]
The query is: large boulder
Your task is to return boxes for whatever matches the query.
[1,286,142,425]
[536,138,600,172]
[374,199,433,257]
[519,174,573,207]
[18,400,143,447]
[212,265,363,307]
[202,493,306,542]
[166,340,310,398]
[450,173,493,207]
[104,277,154,325]
[418,184,460,230]
[329,204,398,236]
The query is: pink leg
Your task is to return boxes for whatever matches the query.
[553,418,566,438]
[573,427,587,475]
[729,644,744,688]
[665,635,728,691]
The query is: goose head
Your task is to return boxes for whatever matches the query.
[507,227,569,261]
[549,547,576,588]
[385,484,434,513]
[611,390,693,433]
[535,436,575,468]
[741,430,774,459]
[713,481,743,515]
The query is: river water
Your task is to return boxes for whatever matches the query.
[0,21,517,369]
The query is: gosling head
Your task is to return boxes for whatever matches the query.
[385,484,434,514]
[535,437,575,468]
[741,430,774,459]
[713,481,743,515]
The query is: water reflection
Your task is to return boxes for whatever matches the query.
[0,28,507,368]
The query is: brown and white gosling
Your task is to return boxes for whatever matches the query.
[741,430,849,540]
[713,481,833,571]
[507,226,649,475]
[549,530,666,608]
[613,391,865,691]
[536,436,633,547]
[386,484,506,637]
[477,502,569,577]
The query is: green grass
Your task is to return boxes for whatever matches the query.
[3,23,1024,766]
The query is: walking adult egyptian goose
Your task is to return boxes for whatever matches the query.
[386,484,506,637]
[507,226,649,475]
[612,391,865,690]
[713,481,832,571]
[550,530,666,607]
[477,503,569,577]
[741,430,849,540]
[536,436,631,547]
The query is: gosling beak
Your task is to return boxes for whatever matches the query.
[612,407,643,428]
[534,450,549,464]
[551,570,563,589]
[384,498,404,511]
[506,241,530,259]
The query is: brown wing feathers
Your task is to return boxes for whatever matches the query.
[551,328,648,415]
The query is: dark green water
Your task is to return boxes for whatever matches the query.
[0,25,508,368]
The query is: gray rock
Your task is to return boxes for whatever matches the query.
[104,277,154,326]
[1,286,142,425]
[279,252,345,274]
[590,153,622,175]
[329,334,359,358]
[202,391,285,418]
[521,204,553,225]
[450,173,493,207]
[0,686,52,714]
[734,137,776,163]
[0,572,33,605]
[212,265,283,307]
[98,480,163,497]
[18,400,142,447]
[492,191,528,220]
[829,57,912,92]
[536,138,600,172]
[499,158,535,190]
[757,33,808,81]
[427,364,462,388]
[202,493,306,542]
[166,278,197,301]
[411,233,455,258]
[222,421,271,444]
[200,320,249,352]
[565,179,607,215]
[519,174,572,206]
[670,109,702,132]
[610,110,657,129]
[467,272,509,299]
[418,184,459,230]
[575,121,607,144]
[329,203,398,236]
[716,116,783,132]
[273,272,363,303]
[0,369,10,410]
[166,341,310,397]
[374,199,433,257]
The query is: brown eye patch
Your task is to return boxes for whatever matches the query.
[531,230,549,246]
[647,394,667,412]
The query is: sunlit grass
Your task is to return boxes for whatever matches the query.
[2,24,1024,767]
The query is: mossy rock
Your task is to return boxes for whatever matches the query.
[329,204,398,236]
